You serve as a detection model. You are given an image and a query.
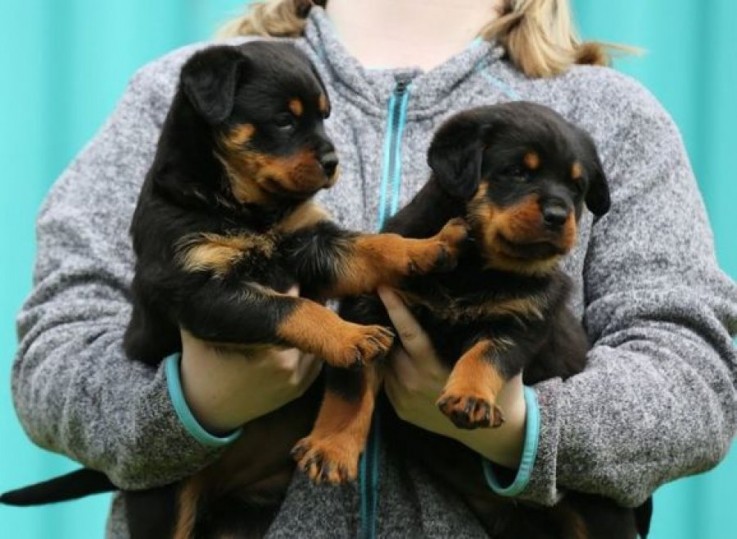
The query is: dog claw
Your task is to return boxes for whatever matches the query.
[324,324,394,369]
[290,442,308,462]
[293,436,360,485]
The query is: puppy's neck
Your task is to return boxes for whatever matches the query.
[482,254,562,277]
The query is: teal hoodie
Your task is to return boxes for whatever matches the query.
[12,7,737,538]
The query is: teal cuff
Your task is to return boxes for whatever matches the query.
[482,386,540,496]
[165,353,242,447]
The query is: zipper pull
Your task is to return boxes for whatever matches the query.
[394,78,410,96]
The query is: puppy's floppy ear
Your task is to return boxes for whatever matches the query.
[427,114,486,200]
[181,46,247,125]
[579,132,611,216]
[586,158,611,217]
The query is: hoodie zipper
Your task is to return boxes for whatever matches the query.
[360,79,411,539]
[359,411,381,539]
[377,80,411,228]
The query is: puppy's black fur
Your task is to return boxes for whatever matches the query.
[294,102,652,538]
[1,42,468,539]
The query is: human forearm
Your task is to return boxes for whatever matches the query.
[179,328,322,435]
[13,301,223,490]
[526,316,737,507]
[379,287,529,470]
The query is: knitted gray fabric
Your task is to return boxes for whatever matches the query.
[11,8,737,538]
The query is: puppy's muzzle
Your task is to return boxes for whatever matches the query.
[319,151,339,188]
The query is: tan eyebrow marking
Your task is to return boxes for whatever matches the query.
[318,94,329,115]
[523,151,540,170]
[289,98,304,117]
[571,161,583,181]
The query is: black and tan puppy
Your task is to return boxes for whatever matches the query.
[0,42,467,538]
[293,102,652,538]
[125,42,465,370]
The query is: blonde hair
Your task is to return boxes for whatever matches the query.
[218,0,629,78]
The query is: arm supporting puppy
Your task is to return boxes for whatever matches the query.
[380,288,527,469]
[179,322,322,435]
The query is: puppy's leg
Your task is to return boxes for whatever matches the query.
[292,295,390,484]
[177,284,393,368]
[124,484,178,539]
[437,339,516,429]
[292,365,380,484]
[275,300,394,368]
[283,218,468,297]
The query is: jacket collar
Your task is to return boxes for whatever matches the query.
[298,7,506,116]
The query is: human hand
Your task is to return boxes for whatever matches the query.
[179,286,323,435]
[378,287,526,468]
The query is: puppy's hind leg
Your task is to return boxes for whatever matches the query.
[292,365,380,484]
[292,294,391,484]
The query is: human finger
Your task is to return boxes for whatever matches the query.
[377,286,434,360]
[292,352,323,391]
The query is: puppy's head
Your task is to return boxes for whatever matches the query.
[428,102,610,274]
[181,41,337,205]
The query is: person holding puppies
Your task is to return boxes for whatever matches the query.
[9,0,737,537]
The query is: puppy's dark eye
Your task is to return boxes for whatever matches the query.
[501,165,533,182]
[274,113,297,131]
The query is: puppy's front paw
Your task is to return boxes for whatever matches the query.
[437,391,504,429]
[408,218,469,274]
[292,435,361,485]
[323,323,394,369]
[437,217,470,251]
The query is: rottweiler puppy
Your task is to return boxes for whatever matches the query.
[0,42,468,539]
[293,102,652,538]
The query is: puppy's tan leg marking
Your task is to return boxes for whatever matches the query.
[327,218,469,296]
[292,367,380,484]
[276,301,394,368]
[437,339,506,429]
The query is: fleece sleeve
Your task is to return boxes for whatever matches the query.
[10,50,234,490]
[518,85,737,507]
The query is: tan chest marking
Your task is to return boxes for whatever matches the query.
[275,202,331,234]
[177,233,275,277]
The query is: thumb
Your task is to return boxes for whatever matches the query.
[378,286,441,369]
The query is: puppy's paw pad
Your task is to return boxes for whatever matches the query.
[437,393,504,429]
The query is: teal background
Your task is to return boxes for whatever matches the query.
[0,1,734,537]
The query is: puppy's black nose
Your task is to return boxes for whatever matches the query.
[542,206,568,229]
[320,152,339,179]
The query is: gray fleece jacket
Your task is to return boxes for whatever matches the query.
[11,8,737,538]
